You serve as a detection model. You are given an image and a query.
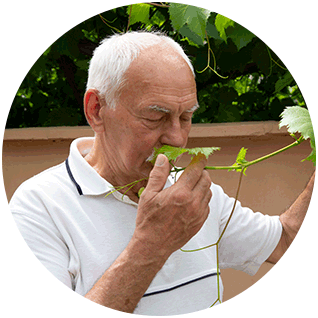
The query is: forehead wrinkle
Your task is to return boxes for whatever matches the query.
[141,83,196,96]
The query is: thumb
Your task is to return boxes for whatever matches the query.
[146,154,170,194]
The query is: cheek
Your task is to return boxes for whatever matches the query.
[134,129,161,152]
[183,123,192,141]
[123,126,161,159]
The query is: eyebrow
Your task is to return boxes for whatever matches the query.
[148,103,200,114]
[186,103,200,113]
[148,105,171,113]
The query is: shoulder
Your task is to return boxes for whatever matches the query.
[13,162,69,192]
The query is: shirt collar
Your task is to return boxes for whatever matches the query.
[67,137,114,196]
[66,137,173,204]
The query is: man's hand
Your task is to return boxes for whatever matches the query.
[133,153,212,262]
[85,153,212,313]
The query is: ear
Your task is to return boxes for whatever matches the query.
[84,89,105,133]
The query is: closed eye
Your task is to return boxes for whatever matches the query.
[146,117,164,122]
[181,116,192,122]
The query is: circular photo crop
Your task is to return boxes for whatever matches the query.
[2,2,315,316]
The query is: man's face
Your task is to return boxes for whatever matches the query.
[102,45,198,180]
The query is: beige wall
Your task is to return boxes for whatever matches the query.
[2,122,315,303]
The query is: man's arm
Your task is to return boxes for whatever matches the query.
[85,154,212,312]
[266,171,315,264]
[84,234,167,312]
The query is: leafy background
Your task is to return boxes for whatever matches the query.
[6,2,306,128]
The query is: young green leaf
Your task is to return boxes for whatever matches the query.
[187,147,220,159]
[151,145,220,164]
[229,147,249,174]
[138,187,145,198]
[151,145,188,163]
[235,147,248,165]
[279,106,316,165]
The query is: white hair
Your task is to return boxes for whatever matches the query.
[86,31,194,109]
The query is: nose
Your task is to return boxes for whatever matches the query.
[160,118,188,148]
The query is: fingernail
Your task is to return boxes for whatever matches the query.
[155,154,165,166]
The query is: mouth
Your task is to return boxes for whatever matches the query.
[145,147,185,166]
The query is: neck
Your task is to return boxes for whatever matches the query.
[84,136,149,203]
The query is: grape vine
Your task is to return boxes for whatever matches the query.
[106,106,315,307]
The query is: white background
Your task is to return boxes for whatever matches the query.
[1,1,316,317]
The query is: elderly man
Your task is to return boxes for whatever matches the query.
[10,31,314,315]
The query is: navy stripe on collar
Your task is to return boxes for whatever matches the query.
[65,158,83,196]
[143,272,219,298]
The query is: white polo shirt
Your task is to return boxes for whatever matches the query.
[9,137,282,315]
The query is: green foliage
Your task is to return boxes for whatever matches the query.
[169,3,210,45]
[151,145,220,164]
[279,106,316,165]
[214,14,235,42]
[128,3,151,26]
[138,186,145,197]
[187,147,220,158]
[227,24,255,51]
[230,147,249,174]
[236,147,248,164]
[7,2,307,128]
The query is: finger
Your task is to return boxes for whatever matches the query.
[193,171,212,203]
[201,187,212,207]
[177,153,207,190]
[145,154,171,194]
[193,170,211,194]
[193,204,210,235]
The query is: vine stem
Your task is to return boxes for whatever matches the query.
[126,5,132,32]
[148,2,170,7]
[172,136,304,174]
[106,136,304,203]
[197,30,228,79]
[105,177,148,198]
[266,46,287,71]
[179,136,304,252]
[180,168,245,253]
[209,244,222,307]
[99,14,122,33]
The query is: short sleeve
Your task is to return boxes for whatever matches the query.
[211,183,282,275]
[10,185,73,289]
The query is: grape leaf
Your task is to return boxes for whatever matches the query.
[214,14,235,42]
[187,147,220,158]
[206,13,222,41]
[179,24,204,46]
[152,145,188,163]
[274,72,294,94]
[235,147,248,165]
[128,3,151,26]
[151,145,220,164]
[169,3,187,30]
[169,3,210,43]
[229,147,249,174]
[226,24,255,51]
[279,106,316,165]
